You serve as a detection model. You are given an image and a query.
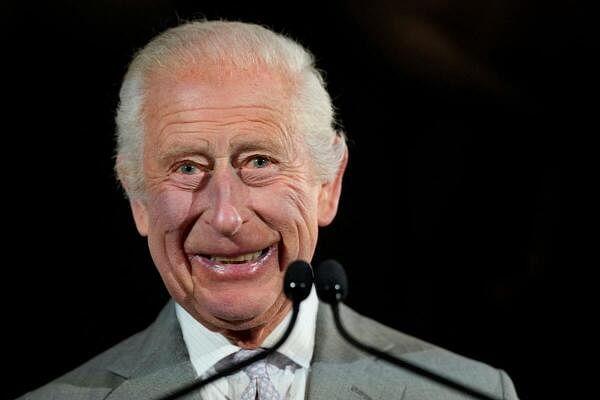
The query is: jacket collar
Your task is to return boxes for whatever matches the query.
[105,300,196,399]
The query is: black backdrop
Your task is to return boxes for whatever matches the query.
[4,1,593,399]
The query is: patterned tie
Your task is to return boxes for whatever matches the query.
[233,349,282,400]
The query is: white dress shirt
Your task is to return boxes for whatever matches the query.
[175,287,319,399]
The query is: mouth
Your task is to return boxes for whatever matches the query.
[201,247,270,264]
[188,244,277,277]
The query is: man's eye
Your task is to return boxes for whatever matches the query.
[178,163,198,175]
[250,156,271,169]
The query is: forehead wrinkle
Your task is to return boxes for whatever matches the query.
[157,117,289,149]
[157,104,285,120]
[156,107,290,140]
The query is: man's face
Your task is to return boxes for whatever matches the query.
[128,67,343,338]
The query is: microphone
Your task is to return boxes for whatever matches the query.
[315,259,501,400]
[156,260,314,400]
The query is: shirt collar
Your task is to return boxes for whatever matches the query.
[175,287,319,377]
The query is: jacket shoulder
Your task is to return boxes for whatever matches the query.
[338,304,519,399]
[15,301,180,400]
[16,329,147,400]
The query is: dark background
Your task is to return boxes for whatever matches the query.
[4,1,594,399]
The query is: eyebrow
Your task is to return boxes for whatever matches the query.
[156,135,289,165]
[230,139,285,155]
[229,132,289,154]
[157,140,211,163]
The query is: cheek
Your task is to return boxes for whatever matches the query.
[147,189,196,232]
[251,183,320,240]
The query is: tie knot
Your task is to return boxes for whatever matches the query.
[233,349,269,379]
[233,348,264,363]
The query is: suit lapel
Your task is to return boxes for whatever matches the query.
[307,303,407,400]
[105,361,196,400]
[104,300,197,400]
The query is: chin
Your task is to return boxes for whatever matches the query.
[192,289,282,331]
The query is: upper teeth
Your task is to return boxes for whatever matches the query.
[210,250,263,263]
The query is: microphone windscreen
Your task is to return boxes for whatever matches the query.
[284,260,313,303]
[315,259,348,303]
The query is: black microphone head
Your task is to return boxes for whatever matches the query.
[284,260,314,303]
[315,259,348,304]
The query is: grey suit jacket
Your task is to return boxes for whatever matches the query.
[18,300,518,400]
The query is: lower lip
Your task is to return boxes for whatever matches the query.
[189,245,277,280]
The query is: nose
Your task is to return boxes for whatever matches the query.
[205,166,245,237]
[212,202,243,237]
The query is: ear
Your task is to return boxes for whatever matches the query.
[317,148,348,227]
[130,199,149,237]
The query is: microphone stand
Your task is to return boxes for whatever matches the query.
[330,302,501,400]
[155,301,300,400]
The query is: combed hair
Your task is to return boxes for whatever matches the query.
[115,20,347,198]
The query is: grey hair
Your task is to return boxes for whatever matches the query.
[115,20,347,199]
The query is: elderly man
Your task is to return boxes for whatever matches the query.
[19,20,518,400]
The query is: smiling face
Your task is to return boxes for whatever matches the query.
[127,66,345,346]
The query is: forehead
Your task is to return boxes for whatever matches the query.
[141,67,301,158]
[144,66,295,124]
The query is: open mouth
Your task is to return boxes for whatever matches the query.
[199,247,271,264]
[190,244,276,270]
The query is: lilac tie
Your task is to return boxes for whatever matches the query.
[233,349,282,400]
